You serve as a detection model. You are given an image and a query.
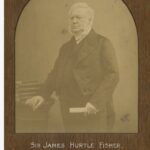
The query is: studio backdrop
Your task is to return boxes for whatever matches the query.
[15,0,138,133]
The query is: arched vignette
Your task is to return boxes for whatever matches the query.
[13,0,138,133]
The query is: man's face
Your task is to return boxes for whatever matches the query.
[69,8,91,34]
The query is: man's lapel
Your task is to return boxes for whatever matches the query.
[75,29,98,65]
[75,43,94,64]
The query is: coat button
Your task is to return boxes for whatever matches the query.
[83,88,91,95]
[86,75,90,79]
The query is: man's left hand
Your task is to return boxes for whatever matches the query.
[85,102,99,115]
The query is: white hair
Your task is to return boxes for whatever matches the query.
[69,2,95,21]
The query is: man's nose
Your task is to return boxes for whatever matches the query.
[72,17,78,24]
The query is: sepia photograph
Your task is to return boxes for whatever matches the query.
[15,0,138,133]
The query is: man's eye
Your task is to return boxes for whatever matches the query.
[76,16,82,19]
[71,16,82,20]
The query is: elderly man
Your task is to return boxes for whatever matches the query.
[26,2,119,132]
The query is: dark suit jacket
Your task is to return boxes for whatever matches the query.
[39,29,119,127]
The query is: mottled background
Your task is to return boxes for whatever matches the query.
[15,0,138,133]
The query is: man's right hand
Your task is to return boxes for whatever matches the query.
[25,96,44,111]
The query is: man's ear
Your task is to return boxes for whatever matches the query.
[89,17,93,26]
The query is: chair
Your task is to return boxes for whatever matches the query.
[16,80,53,133]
